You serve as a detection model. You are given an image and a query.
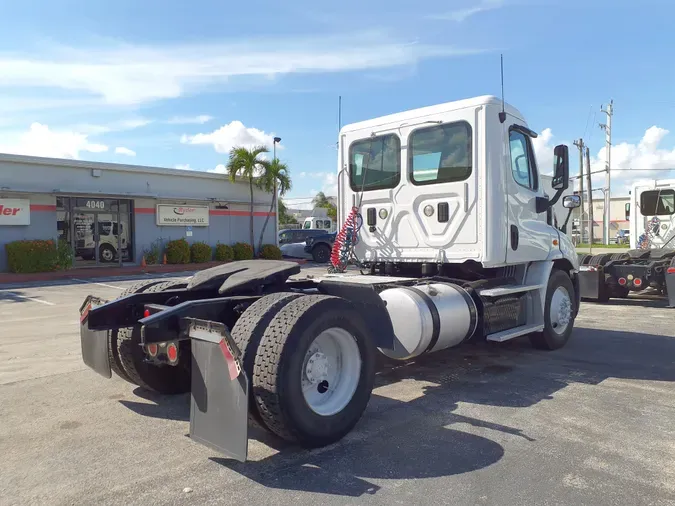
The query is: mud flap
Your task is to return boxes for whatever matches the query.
[578,267,606,300]
[187,318,249,462]
[666,271,675,308]
[79,295,112,378]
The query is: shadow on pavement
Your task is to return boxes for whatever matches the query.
[118,325,675,497]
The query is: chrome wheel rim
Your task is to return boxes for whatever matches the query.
[550,286,572,335]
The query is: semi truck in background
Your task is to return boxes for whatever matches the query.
[578,179,675,306]
[78,95,582,462]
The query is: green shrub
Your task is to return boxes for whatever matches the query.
[5,239,59,273]
[143,238,164,265]
[233,242,254,261]
[191,242,212,263]
[56,238,74,270]
[215,243,234,262]
[165,238,190,264]
[259,244,282,260]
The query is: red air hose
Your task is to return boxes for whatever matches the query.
[330,206,360,272]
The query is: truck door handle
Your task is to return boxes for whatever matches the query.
[510,225,519,250]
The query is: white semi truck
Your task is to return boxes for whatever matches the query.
[577,179,675,306]
[78,95,582,461]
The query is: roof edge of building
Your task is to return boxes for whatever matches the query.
[0,152,251,185]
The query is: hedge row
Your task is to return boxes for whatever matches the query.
[5,239,73,274]
[4,238,283,273]
[159,239,280,265]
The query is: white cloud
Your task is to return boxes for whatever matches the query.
[429,0,504,22]
[0,122,108,159]
[114,146,136,156]
[533,126,675,197]
[75,118,152,135]
[298,171,328,179]
[209,164,227,174]
[0,33,486,106]
[182,120,280,154]
[166,115,213,125]
[175,163,193,170]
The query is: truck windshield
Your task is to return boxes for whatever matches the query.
[409,121,472,185]
[640,189,675,216]
[349,134,400,192]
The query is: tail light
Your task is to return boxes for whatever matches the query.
[166,342,179,363]
[668,267,675,274]
[146,343,158,357]
[633,278,643,288]
[618,277,626,286]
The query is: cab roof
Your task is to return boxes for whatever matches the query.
[339,95,526,135]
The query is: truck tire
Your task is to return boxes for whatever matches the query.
[252,295,376,447]
[589,253,612,266]
[108,280,165,383]
[99,244,116,263]
[577,253,592,265]
[231,292,302,430]
[311,244,332,264]
[530,269,576,350]
[117,279,191,394]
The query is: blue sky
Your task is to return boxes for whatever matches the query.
[0,0,673,207]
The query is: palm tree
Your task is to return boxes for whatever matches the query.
[256,158,292,252]
[226,145,270,251]
[312,191,337,221]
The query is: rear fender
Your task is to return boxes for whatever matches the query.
[317,280,395,350]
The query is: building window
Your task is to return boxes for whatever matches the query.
[509,129,539,191]
[349,134,401,192]
[640,189,675,216]
[409,121,472,185]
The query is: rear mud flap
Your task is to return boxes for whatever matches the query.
[187,318,249,462]
[666,272,675,308]
[578,268,606,300]
[79,295,112,378]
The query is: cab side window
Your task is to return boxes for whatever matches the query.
[509,129,539,191]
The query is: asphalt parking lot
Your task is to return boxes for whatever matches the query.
[1,268,675,506]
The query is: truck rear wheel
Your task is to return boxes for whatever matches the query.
[117,279,191,394]
[252,295,376,447]
[231,292,302,430]
[108,280,164,383]
[530,269,576,350]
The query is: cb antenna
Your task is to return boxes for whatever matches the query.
[499,54,506,123]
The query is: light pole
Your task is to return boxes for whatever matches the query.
[273,137,281,244]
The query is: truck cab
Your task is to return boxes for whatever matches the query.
[628,180,675,250]
[337,95,578,271]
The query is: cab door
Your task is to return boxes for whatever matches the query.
[505,123,555,263]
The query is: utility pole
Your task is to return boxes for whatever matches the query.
[573,138,585,242]
[585,146,594,247]
[599,100,613,244]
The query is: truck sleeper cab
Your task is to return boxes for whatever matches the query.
[78,96,582,462]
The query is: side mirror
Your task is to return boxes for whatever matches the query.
[625,203,630,221]
[552,144,569,190]
[563,195,581,209]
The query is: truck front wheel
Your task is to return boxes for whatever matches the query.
[530,269,576,350]
[252,295,376,447]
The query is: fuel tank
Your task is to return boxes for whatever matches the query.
[378,283,478,360]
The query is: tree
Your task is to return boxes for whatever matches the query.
[278,200,298,225]
[256,158,292,252]
[312,191,337,221]
[226,146,270,251]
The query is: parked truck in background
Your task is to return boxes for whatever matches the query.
[78,95,582,462]
[578,179,675,306]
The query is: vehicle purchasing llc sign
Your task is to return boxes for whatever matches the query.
[0,199,30,225]
[156,204,209,226]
